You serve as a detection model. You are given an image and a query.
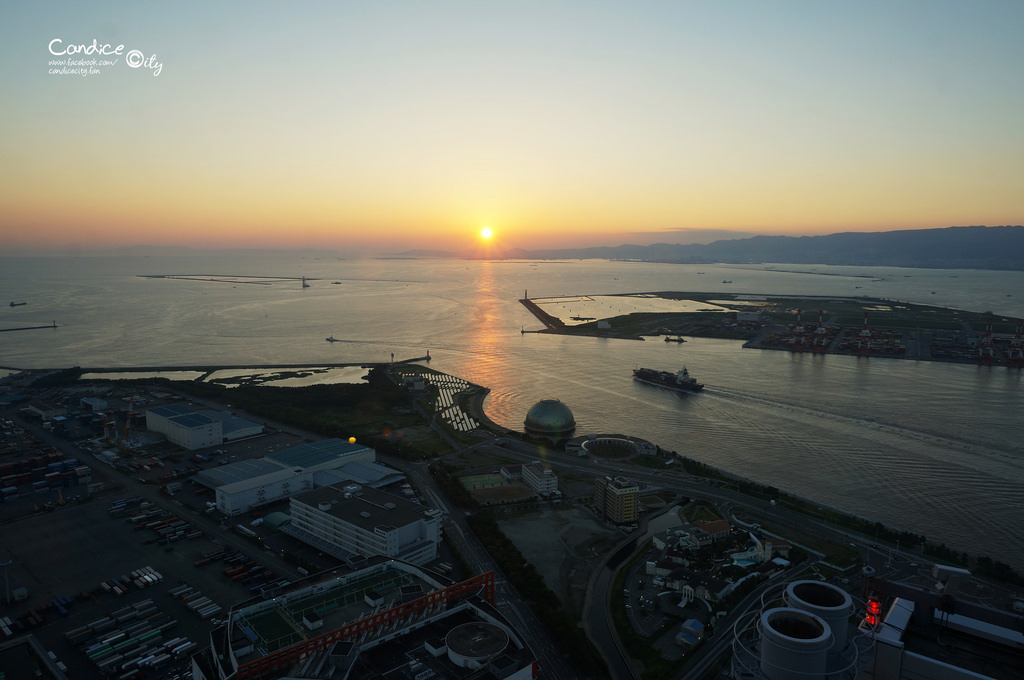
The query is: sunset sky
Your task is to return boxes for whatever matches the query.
[2,1,1022,255]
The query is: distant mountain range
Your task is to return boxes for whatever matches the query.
[430,225,1024,271]
[29,225,1023,270]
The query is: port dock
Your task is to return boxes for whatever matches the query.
[518,298,565,331]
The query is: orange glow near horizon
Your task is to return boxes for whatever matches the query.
[2,4,1022,255]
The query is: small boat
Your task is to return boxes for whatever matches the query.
[9,301,26,307]
[722,280,732,284]
[664,336,686,343]
[326,336,339,342]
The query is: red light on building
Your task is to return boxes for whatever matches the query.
[865,595,882,626]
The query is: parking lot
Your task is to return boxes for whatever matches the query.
[0,402,343,679]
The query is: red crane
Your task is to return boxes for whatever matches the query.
[1007,319,1023,367]
[977,318,994,365]
[857,312,872,356]
[812,309,829,352]
[791,308,806,351]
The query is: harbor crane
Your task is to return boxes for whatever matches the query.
[977,317,994,365]
[811,309,829,352]
[857,312,872,356]
[1007,319,1023,367]
[791,308,807,351]
[123,392,136,455]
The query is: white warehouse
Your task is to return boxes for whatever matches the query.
[215,468,315,517]
[264,438,375,470]
[196,439,382,517]
[146,406,222,451]
[285,484,443,566]
[146,403,264,450]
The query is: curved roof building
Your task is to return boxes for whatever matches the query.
[524,399,576,440]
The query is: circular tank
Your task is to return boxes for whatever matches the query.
[759,607,831,680]
[445,622,509,670]
[785,580,853,655]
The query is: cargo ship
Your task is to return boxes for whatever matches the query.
[632,365,704,392]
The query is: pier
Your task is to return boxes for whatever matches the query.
[0,357,432,379]
[518,298,564,331]
[0,321,57,333]
[77,357,432,375]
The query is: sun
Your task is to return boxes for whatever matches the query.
[480,227,493,240]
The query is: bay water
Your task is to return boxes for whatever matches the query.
[1,255,1021,568]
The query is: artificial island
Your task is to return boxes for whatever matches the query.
[520,291,1024,366]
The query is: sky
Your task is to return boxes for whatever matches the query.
[2,1,1023,255]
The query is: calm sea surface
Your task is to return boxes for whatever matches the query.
[2,255,1022,568]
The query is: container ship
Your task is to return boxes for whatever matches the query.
[632,365,704,392]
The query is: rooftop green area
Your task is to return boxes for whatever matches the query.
[236,565,417,654]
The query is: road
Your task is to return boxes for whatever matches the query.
[389,452,577,680]
[7,376,937,680]
[481,439,895,680]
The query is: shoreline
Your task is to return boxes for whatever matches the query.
[3,363,1020,581]
[463,386,510,435]
[1,357,433,376]
[519,292,1024,366]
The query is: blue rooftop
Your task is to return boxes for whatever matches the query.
[148,403,195,418]
[169,413,216,428]
[266,438,372,469]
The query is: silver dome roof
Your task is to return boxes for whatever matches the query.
[524,398,576,435]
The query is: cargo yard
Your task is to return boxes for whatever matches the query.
[521,292,1024,365]
[0,474,317,678]
[0,360,485,680]
[0,392,352,680]
[3,350,1023,680]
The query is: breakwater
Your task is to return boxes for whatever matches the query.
[518,298,564,331]
[78,357,432,375]
[0,322,57,333]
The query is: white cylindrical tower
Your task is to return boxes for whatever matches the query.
[445,622,508,670]
[785,580,853,656]
[759,607,831,680]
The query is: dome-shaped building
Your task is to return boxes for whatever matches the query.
[524,399,576,441]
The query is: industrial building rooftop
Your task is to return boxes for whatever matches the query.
[194,459,283,489]
[265,439,373,470]
[192,561,533,680]
[291,484,427,533]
